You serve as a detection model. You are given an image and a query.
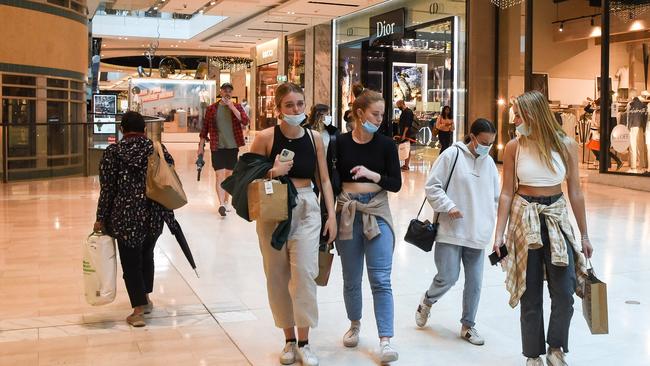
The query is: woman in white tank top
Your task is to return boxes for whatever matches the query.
[493,91,594,366]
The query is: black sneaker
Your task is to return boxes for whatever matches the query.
[218,205,226,217]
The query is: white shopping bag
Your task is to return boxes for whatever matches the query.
[83,232,117,306]
[398,141,411,161]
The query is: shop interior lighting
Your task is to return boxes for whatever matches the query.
[630,20,645,31]
[611,1,650,22]
[490,0,523,10]
[497,98,506,106]
[559,22,564,32]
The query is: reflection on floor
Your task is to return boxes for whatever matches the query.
[1,142,649,366]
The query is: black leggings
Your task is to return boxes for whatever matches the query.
[117,236,158,308]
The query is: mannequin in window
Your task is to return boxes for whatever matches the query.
[616,66,629,100]
[627,95,648,171]
[589,98,622,170]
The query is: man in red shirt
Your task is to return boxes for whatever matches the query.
[198,82,249,216]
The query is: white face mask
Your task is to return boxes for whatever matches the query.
[516,122,531,137]
[282,113,306,126]
[323,115,332,126]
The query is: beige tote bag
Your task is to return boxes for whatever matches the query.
[146,141,187,210]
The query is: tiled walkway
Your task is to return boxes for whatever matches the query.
[1,143,648,365]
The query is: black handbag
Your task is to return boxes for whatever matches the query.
[404,146,460,252]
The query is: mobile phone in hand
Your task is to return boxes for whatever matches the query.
[279,149,295,162]
[489,245,508,266]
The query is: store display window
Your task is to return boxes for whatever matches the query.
[333,0,466,146]
[256,63,279,130]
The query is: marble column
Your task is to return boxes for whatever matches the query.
[313,23,332,109]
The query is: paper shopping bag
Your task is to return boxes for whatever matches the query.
[248,179,288,222]
[582,267,609,334]
[315,243,334,287]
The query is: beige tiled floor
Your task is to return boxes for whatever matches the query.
[1,142,649,365]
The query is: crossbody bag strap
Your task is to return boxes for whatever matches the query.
[305,128,323,195]
[431,146,461,223]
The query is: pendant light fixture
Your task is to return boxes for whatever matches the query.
[490,0,524,10]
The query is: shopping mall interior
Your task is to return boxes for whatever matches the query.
[1,0,650,365]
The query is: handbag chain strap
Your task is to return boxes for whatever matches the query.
[417,146,460,222]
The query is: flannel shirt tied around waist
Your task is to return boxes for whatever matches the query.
[504,194,588,308]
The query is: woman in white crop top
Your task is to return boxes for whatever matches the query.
[493,91,593,366]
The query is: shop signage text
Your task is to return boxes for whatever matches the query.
[262,49,273,58]
[369,8,405,46]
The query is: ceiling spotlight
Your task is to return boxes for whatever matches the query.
[287,11,295,15]
[559,22,564,32]
[630,20,644,31]
[153,6,158,10]
[199,9,204,14]
[210,1,216,4]
[235,34,241,37]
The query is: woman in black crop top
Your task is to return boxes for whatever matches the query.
[249,83,336,366]
[334,89,402,363]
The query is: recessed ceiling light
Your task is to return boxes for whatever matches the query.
[210,1,216,5]
[153,6,158,10]
[199,9,204,14]
[101,54,105,57]
[124,37,128,40]
[287,11,295,15]
[235,34,241,37]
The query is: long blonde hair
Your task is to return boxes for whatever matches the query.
[515,90,568,171]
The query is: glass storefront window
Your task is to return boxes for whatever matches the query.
[256,63,279,130]
[333,0,466,142]
[286,31,306,88]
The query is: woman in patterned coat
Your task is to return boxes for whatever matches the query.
[94,111,175,327]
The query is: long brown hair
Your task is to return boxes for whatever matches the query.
[515,90,568,171]
[351,89,384,124]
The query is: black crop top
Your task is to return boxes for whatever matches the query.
[336,132,402,192]
[270,125,316,179]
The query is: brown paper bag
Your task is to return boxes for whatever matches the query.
[315,243,334,287]
[248,179,288,222]
[582,266,609,334]
[146,141,187,210]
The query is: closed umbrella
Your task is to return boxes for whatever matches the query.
[166,219,199,278]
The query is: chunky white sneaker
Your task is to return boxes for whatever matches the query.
[546,347,568,366]
[379,341,399,363]
[461,327,485,346]
[297,344,319,366]
[527,357,544,366]
[343,323,361,348]
[279,342,296,365]
[415,294,431,328]
[225,203,233,212]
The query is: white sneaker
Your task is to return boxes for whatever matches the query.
[225,202,233,212]
[461,327,485,346]
[279,342,296,365]
[527,357,544,366]
[415,294,431,328]
[546,347,568,366]
[297,344,319,366]
[379,341,399,363]
[343,323,361,348]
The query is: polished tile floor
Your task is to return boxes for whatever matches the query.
[1,143,649,366]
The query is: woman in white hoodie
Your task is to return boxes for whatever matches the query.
[414,118,499,346]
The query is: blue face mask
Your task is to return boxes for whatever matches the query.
[475,142,492,157]
[282,113,306,126]
[362,120,379,134]
[516,122,531,136]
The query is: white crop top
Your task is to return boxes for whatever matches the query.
[517,144,566,186]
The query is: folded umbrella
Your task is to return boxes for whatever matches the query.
[166,219,199,278]
[196,153,205,181]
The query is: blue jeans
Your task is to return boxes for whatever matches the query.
[424,242,484,328]
[337,193,395,338]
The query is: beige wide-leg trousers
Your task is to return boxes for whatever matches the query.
[256,187,321,329]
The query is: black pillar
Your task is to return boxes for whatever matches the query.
[524,0,533,91]
[599,0,610,173]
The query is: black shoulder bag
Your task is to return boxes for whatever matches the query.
[404,146,460,252]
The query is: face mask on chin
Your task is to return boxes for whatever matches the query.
[282,113,306,126]
[362,120,379,134]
